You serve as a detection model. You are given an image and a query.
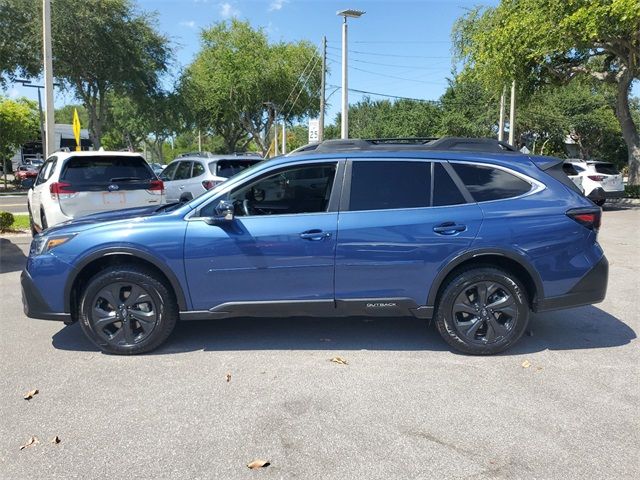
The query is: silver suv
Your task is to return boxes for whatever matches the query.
[160,152,263,203]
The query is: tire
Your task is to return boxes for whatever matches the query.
[434,267,529,355]
[595,199,606,207]
[27,205,37,236]
[40,209,48,231]
[78,266,178,355]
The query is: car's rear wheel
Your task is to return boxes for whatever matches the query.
[434,267,529,355]
[595,199,606,207]
[27,204,37,236]
[78,266,178,355]
[40,209,48,231]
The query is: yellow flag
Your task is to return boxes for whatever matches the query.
[72,108,81,151]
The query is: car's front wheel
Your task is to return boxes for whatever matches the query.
[78,266,178,354]
[435,267,529,355]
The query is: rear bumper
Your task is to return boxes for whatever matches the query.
[534,255,608,312]
[603,190,624,199]
[21,269,71,322]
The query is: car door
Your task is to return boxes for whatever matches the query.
[183,161,342,313]
[160,161,181,202]
[29,156,57,223]
[186,161,206,199]
[334,159,483,315]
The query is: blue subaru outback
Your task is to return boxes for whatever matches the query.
[21,137,608,355]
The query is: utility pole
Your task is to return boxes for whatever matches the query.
[508,80,516,146]
[42,0,55,158]
[319,35,326,142]
[281,122,286,154]
[498,86,506,142]
[198,129,202,152]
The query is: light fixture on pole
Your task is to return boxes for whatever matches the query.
[42,0,55,158]
[337,9,365,140]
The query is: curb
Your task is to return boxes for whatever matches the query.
[607,197,640,206]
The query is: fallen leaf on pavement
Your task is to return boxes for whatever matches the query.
[247,459,270,469]
[23,389,39,400]
[521,360,531,369]
[330,356,348,365]
[50,436,61,444]
[226,373,231,383]
[19,436,38,450]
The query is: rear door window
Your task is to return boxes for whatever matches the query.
[433,163,466,206]
[349,161,430,211]
[192,162,205,177]
[60,156,154,186]
[210,159,262,178]
[592,163,619,175]
[451,163,532,202]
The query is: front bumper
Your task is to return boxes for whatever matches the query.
[21,269,71,322]
[534,255,608,312]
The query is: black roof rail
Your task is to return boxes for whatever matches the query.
[287,136,517,155]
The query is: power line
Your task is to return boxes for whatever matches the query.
[327,58,447,85]
[326,54,450,70]
[327,40,450,45]
[281,45,321,115]
[285,54,322,118]
[326,45,450,59]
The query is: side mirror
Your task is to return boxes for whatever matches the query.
[214,199,234,221]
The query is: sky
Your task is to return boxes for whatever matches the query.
[3,0,637,126]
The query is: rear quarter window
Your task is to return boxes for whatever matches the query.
[451,163,532,202]
[60,156,154,184]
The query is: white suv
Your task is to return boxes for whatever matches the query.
[567,160,624,206]
[27,151,164,234]
[160,153,263,203]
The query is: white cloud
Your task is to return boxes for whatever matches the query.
[179,20,197,28]
[219,2,240,18]
[269,0,288,11]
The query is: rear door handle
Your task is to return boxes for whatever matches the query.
[433,222,467,235]
[300,229,332,241]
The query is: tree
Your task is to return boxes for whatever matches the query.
[437,78,498,138]
[453,0,640,183]
[55,104,89,127]
[343,97,442,139]
[0,96,38,184]
[181,20,321,155]
[1,0,172,148]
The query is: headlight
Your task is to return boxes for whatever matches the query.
[32,234,76,255]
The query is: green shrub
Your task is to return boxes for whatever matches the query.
[0,211,14,232]
[624,185,640,199]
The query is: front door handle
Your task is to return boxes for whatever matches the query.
[300,229,332,241]
[433,222,467,235]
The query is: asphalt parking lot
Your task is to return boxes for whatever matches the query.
[1,204,638,479]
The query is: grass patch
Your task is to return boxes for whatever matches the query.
[11,214,30,231]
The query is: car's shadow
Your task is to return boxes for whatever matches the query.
[51,305,635,355]
[0,237,27,273]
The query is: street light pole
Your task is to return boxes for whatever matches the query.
[337,9,365,140]
[498,85,506,142]
[508,80,516,146]
[340,16,348,139]
[319,35,326,142]
[43,0,55,158]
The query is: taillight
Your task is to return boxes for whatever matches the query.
[147,179,164,195]
[567,207,602,231]
[588,175,606,181]
[50,182,75,199]
[202,180,223,190]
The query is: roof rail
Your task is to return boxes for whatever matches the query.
[288,136,517,155]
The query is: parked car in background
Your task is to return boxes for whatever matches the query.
[15,165,39,182]
[27,151,164,234]
[150,163,165,176]
[562,161,584,194]
[22,137,607,356]
[567,160,624,206]
[160,152,263,203]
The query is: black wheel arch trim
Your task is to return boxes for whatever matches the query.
[63,247,188,312]
[426,248,544,308]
